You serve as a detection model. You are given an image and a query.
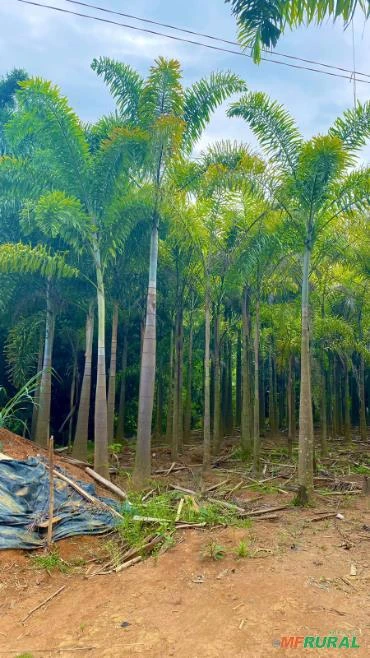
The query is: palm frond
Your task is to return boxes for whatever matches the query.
[183,71,247,152]
[92,57,144,123]
[228,92,303,174]
[329,101,370,153]
[0,242,79,279]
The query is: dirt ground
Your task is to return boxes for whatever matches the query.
[1,431,369,657]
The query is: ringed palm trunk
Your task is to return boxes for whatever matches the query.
[68,351,78,448]
[287,355,294,458]
[93,241,109,478]
[359,354,367,441]
[344,359,351,445]
[213,312,221,454]
[235,328,242,427]
[165,324,174,444]
[320,360,328,457]
[297,243,314,502]
[31,331,44,441]
[134,223,158,483]
[253,298,260,475]
[107,304,119,444]
[203,282,211,469]
[184,318,193,442]
[72,302,94,460]
[116,327,128,441]
[35,278,55,447]
[241,287,252,454]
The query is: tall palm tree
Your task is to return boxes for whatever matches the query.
[228,93,370,499]
[93,56,247,482]
[3,78,144,475]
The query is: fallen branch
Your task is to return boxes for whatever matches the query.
[169,484,197,495]
[242,505,290,517]
[50,468,124,520]
[22,585,66,622]
[205,478,230,492]
[309,513,338,522]
[207,497,245,513]
[85,467,127,500]
[115,555,142,572]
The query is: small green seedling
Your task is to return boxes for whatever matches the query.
[235,540,249,558]
[202,540,226,561]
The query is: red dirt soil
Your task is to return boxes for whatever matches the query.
[1,430,369,657]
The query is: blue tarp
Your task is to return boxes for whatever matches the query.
[0,455,123,549]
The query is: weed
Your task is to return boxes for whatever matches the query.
[15,654,35,658]
[30,549,69,573]
[201,540,226,561]
[235,540,249,558]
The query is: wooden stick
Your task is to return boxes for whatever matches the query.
[169,484,197,495]
[115,556,142,572]
[205,478,230,492]
[175,497,184,522]
[225,480,244,498]
[85,467,127,500]
[50,468,124,520]
[47,436,54,549]
[22,585,66,622]
[207,497,245,513]
[242,504,289,517]
[165,461,176,476]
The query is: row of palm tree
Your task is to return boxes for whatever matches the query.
[0,62,368,501]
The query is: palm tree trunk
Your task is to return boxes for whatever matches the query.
[344,359,351,444]
[241,288,252,454]
[93,241,109,478]
[203,283,211,469]
[236,328,242,427]
[297,243,314,503]
[253,299,260,475]
[35,278,55,448]
[184,318,193,442]
[73,302,94,460]
[287,355,294,457]
[320,359,328,457]
[31,331,44,441]
[213,311,221,454]
[68,352,78,448]
[171,312,179,460]
[359,354,367,440]
[116,327,128,441]
[166,324,174,444]
[134,223,158,483]
[107,303,119,444]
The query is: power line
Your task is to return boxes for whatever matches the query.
[64,0,370,80]
[14,0,370,85]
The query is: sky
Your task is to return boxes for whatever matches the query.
[1,0,370,160]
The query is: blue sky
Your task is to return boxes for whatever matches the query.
[1,0,370,159]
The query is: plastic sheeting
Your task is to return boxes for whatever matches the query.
[0,454,124,549]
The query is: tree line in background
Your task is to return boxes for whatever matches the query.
[0,61,369,503]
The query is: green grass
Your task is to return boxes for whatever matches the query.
[116,489,253,552]
[15,654,35,658]
[235,540,249,558]
[30,549,69,573]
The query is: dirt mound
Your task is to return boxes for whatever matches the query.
[0,428,99,487]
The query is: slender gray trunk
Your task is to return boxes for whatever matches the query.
[344,359,351,444]
[241,288,252,454]
[297,242,314,501]
[359,355,367,441]
[107,303,119,444]
[166,324,174,444]
[213,311,221,454]
[184,318,193,442]
[134,223,158,483]
[116,327,128,441]
[73,302,94,461]
[253,299,260,475]
[93,240,109,478]
[35,279,55,447]
[320,358,328,457]
[235,328,242,427]
[203,283,211,469]
[68,352,78,448]
[31,331,44,441]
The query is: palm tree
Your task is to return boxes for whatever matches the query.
[226,0,370,61]
[93,56,247,482]
[3,78,144,475]
[228,93,370,500]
